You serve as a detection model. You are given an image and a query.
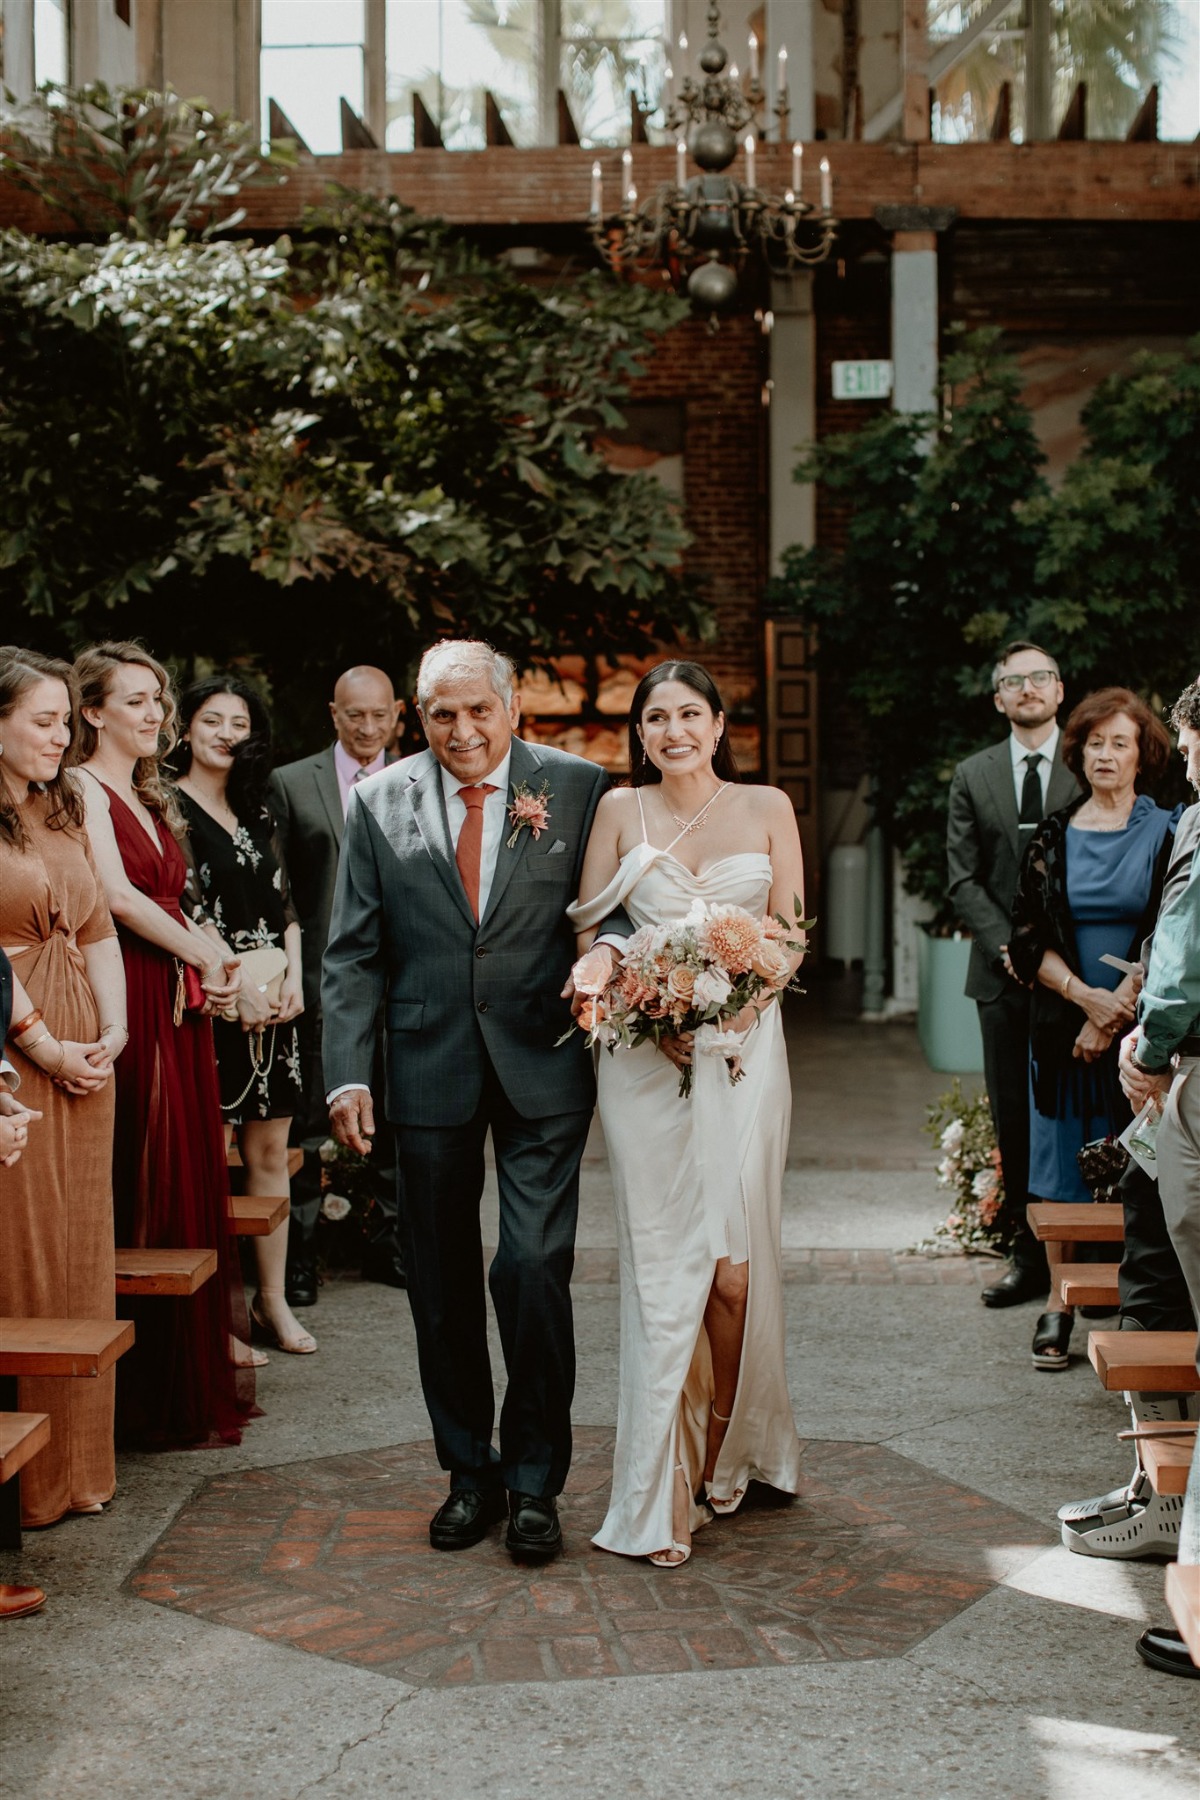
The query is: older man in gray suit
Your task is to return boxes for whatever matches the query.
[269,666,405,1304]
[322,640,614,1563]
[947,640,1080,1304]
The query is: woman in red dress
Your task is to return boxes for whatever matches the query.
[71,641,257,1447]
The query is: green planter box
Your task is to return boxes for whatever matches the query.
[917,932,985,1074]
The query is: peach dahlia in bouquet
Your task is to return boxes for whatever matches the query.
[567,897,812,1097]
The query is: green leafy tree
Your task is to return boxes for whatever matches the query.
[769,329,1050,924]
[0,91,703,750]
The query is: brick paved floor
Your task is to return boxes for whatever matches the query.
[129,1427,1046,1689]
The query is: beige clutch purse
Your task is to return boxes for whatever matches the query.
[220,944,289,1022]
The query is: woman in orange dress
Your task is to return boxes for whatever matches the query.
[0,648,126,1527]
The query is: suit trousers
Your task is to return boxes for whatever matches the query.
[290,1011,399,1257]
[1116,1157,1196,1333]
[393,1057,591,1498]
[977,984,1047,1277]
[1155,1057,1200,1569]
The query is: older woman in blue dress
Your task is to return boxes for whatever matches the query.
[1009,687,1178,1371]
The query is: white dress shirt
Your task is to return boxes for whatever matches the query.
[439,748,513,924]
[327,749,513,1104]
[1010,724,1060,814]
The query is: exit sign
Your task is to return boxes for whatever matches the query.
[832,360,894,400]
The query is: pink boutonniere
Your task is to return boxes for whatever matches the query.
[506,781,551,850]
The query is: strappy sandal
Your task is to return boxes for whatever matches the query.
[705,1406,747,1515]
[647,1465,692,1567]
[1032,1308,1073,1371]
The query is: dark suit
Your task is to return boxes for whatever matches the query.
[268,747,399,1266]
[322,736,609,1496]
[947,736,1080,1258]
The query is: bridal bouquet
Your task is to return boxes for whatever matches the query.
[567,898,811,1098]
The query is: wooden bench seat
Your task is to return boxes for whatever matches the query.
[1165,1564,1200,1667]
[1058,1263,1121,1309]
[1137,1423,1196,1498]
[229,1194,289,1236]
[1027,1202,1124,1243]
[227,1146,303,1178]
[0,1318,136,1378]
[0,1320,134,1550]
[1087,1330,1200,1393]
[0,1413,50,1484]
[114,1248,218,1297]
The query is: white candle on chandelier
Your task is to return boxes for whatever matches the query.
[792,140,802,193]
[820,156,832,212]
[744,133,756,189]
[748,31,759,82]
[729,62,739,83]
[590,160,602,217]
[678,31,688,54]
[627,183,638,208]
[777,44,788,98]
[676,138,687,189]
[664,61,674,106]
[622,146,634,203]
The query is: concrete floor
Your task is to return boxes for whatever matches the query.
[3,975,1197,1800]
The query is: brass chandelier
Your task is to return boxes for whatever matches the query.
[587,1,838,310]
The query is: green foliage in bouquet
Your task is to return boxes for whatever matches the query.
[0,89,707,754]
[919,1078,1007,1256]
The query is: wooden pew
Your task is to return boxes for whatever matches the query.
[0,1413,50,1484]
[229,1194,289,1236]
[114,1248,218,1296]
[1136,1422,1197,1498]
[0,1319,134,1550]
[1087,1330,1200,1393]
[1027,1202,1124,1243]
[1059,1263,1121,1309]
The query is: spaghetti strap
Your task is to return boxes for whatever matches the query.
[635,786,649,844]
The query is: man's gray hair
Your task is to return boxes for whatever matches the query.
[417,640,515,710]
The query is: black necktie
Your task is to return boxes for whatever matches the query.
[1019,753,1043,830]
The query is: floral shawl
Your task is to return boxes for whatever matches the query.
[1008,796,1172,1122]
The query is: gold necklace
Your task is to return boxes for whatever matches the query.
[666,783,729,838]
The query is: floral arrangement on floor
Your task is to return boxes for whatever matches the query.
[917,1079,1008,1256]
[315,1137,379,1271]
[569,897,811,1098]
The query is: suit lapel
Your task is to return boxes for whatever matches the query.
[983,741,1022,858]
[314,749,344,848]
[480,737,542,928]
[1046,745,1079,815]
[404,754,477,931]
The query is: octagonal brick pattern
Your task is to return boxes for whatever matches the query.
[129,1429,1045,1687]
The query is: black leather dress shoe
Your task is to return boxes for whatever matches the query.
[1135,1625,1200,1678]
[506,1492,563,1562]
[981,1265,1047,1308]
[429,1487,507,1552]
[361,1244,407,1289]
[285,1254,318,1309]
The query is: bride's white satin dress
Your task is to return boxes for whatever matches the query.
[569,838,803,1559]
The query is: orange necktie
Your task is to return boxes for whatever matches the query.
[455,784,498,921]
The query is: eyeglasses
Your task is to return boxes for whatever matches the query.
[995,670,1058,693]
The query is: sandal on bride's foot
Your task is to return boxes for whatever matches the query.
[647,1464,692,1568]
[250,1294,317,1356]
[704,1406,747,1516]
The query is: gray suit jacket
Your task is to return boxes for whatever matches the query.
[268,747,344,1013]
[321,736,610,1128]
[947,736,1080,1002]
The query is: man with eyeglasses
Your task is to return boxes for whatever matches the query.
[948,641,1080,1305]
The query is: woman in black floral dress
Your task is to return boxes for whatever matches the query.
[175,677,315,1355]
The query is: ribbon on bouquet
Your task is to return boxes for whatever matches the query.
[691,1021,753,1262]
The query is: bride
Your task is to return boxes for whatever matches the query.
[569,661,805,1567]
